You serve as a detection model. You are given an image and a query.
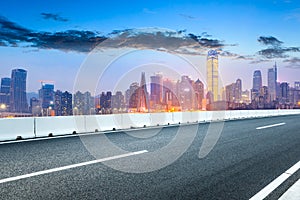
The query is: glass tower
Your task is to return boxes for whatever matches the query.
[206,50,219,102]
[9,69,28,113]
[268,63,277,101]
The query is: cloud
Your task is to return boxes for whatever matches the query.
[41,13,68,22]
[258,47,300,59]
[258,36,283,47]
[0,16,106,52]
[0,16,242,56]
[257,35,300,59]
[283,57,300,69]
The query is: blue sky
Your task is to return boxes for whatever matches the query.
[0,0,300,93]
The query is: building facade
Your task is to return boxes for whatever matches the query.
[207,50,219,102]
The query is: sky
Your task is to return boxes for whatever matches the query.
[0,0,300,94]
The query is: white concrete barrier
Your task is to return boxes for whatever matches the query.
[1,109,300,141]
[0,117,35,140]
[149,112,174,126]
[35,116,81,137]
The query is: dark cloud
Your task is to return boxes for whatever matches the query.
[257,35,300,59]
[0,16,240,55]
[283,57,300,69]
[41,13,68,22]
[258,36,283,46]
[258,47,300,59]
[0,16,106,52]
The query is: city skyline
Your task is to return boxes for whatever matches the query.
[0,62,299,117]
[0,1,300,93]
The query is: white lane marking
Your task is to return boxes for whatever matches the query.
[279,179,300,200]
[250,160,300,200]
[256,122,286,130]
[0,150,148,184]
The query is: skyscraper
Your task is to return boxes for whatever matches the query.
[137,72,149,112]
[268,63,277,101]
[0,77,11,107]
[9,69,28,113]
[150,73,163,104]
[234,79,242,103]
[295,82,300,90]
[39,84,54,113]
[252,70,262,101]
[207,50,219,102]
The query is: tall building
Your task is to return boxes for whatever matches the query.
[61,91,73,116]
[268,63,277,101]
[73,91,94,115]
[126,82,139,109]
[0,77,11,107]
[295,82,300,90]
[279,82,289,103]
[54,90,72,116]
[252,70,262,101]
[193,79,204,110]
[178,75,193,110]
[137,72,149,112]
[112,91,125,112]
[39,83,54,115]
[9,69,28,113]
[150,73,163,104]
[207,50,219,102]
[162,78,176,106]
[234,79,242,103]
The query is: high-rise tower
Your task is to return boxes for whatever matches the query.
[9,69,28,113]
[0,77,11,107]
[137,72,150,112]
[268,63,277,101]
[207,50,219,102]
[150,73,163,104]
[252,70,262,101]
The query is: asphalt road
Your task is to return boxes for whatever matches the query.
[0,115,299,200]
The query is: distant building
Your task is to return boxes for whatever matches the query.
[251,70,262,101]
[193,79,204,110]
[0,77,11,108]
[9,69,28,113]
[39,84,54,115]
[268,63,277,101]
[73,91,95,115]
[234,79,242,103]
[207,50,219,102]
[295,82,300,90]
[126,82,139,110]
[30,97,41,116]
[137,72,150,112]
[112,91,125,112]
[54,90,72,116]
[279,82,289,103]
[150,73,163,105]
[178,76,193,111]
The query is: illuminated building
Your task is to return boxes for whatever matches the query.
[251,70,262,101]
[126,82,139,110]
[137,72,149,112]
[206,50,219,102]
[194,79,204,110]
[9,69,28,113]
[150,73,163,104]
[234,79,242,103]
[268,63,277,101]
[0,77,11,108]
[39,83,54,115]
